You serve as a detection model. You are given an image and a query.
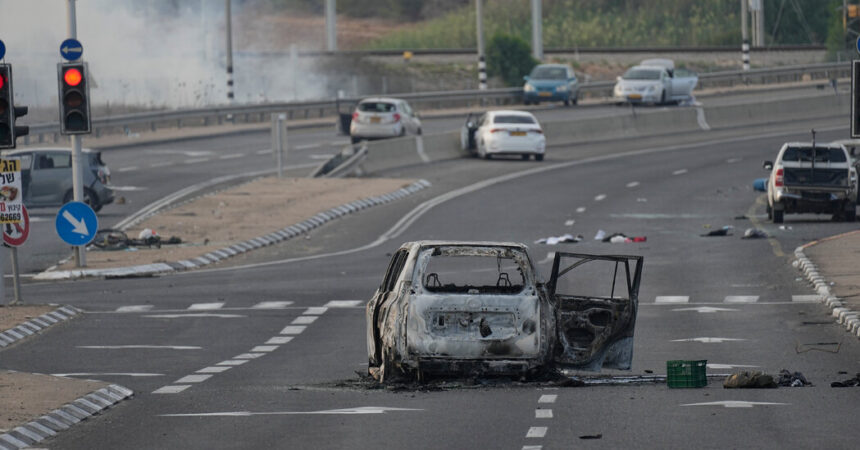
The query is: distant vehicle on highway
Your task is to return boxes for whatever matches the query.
[763,142,857,223]
[613,59,697,105]
[522,63,580,106]
[349,97,422,144]
[366,241,643,382]
[460,110,546,161]
[4,148,114,212]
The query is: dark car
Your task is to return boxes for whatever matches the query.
[5,148,114,212]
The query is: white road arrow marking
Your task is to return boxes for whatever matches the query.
[160,406,423,417]
[672,306,738,313]
[681,401,788,408]
[62,210,89,235]
[672,337,747,343]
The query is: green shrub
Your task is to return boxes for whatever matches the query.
[486,34,537,86]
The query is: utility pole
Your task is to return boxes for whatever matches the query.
[756,0,765,47]
[66,0,85,267]
[531,0,543,61]
[476,0,486,91]
[741,0,750,71]
[325,0,337,52]
[225,0,234,101]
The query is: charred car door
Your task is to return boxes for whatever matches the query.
[548,253,643,371]
[366,248,410,369]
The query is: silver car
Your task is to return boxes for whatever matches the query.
[4,148,114,212]
[349,97,422,144]
[366,241,643,382]
[613,59,698,105]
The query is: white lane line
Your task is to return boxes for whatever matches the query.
[564,219,575,227]
[626,181,640,188]
[672,337,747,343]
[251,345,279,353]
[576,207,586,213]
[219,153,244,160]
[292,316,318,325]
[538,394,557,404]
[143,313,244,318]
[255,149,271,155]
[252,301,294,309]
[724,295,759,303]
[118,166,138,172]
[682,401,788,408]
[53,373,163,377]
[594,194,607,202]
[304,307,328,315]
[188,302,225,310]
[176,374,212,383]
[153,385,191,394]
[655,296,689,304]
[673,169,688,175]
[522,446,543,450]
[197,366,231,374]
[672,306,738,313]
[535,409,553,419]
[280,325,306,335]
[109,185,147,192]
[116,305,154,312]
[217,360,249,366]
[324,300,363,308]
[77,345,201,350]
[295,143,322,150]
[234,353,265,359]
[185,158,210,164]
[161,406,423,417]
[267,336,294,345]
[526,427,548,438]
[792,295,820,303]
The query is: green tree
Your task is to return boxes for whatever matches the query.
[486,33,537,87]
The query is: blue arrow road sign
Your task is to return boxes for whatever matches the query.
[56,201,98,246]
[0,40,6,60]
[60,39,83,61]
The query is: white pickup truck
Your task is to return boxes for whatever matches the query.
[613,59,698,105]
[764,142,858,223]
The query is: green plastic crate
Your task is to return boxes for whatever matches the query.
[666,360,707,388]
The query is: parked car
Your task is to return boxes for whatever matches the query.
[4,148,114,212]
[366,241,643,382]
[764,142,858,223]
[349,97,422,144]
[460,110,546,160]
[523,64,580,106]
[613,59,697,105]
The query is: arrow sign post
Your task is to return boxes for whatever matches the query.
[56,201,98,252]
[60,38,83,61]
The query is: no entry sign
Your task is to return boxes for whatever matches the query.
[3,204,29,247]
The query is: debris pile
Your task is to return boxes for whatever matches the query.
[91,229,182,251]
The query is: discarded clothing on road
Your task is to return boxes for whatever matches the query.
[701,226,733,237]
[831,373,860,387]
[741,228,768,239]
[776,369,812,387]
[92,229,182,251]
[723,370,777,388]
[600,232,647,244]
[534,234,584,245]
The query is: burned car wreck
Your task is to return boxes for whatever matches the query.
[366,241,643,382]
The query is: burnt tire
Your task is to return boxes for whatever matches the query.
[535,154,544,161]
[772,209,784,224]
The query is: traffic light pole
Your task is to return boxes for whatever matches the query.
[67,0,85,267]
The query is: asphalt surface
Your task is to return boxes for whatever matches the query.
[1,102,858,448]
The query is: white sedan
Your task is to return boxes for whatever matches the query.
[349,97,422,144]
[460,110,546,161]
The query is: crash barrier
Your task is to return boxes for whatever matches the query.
[310,143,369,178]
[351,91,848,176]
[22,62,851,146]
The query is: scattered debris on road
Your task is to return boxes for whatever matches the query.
[723,370,777,388]
[742,228,768,239]
[534,234,583,245]
[776,369,812,387]
[701,226,733,237]
[830,373,860,387]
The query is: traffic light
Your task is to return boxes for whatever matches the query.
[0,63,28,149]
[57,62,91,134]
[849,4,859,19]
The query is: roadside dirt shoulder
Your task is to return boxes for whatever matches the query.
[803,230,860,312]
[0,370,108,433]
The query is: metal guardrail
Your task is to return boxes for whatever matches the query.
[22,61,850,146]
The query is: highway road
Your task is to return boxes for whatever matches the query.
[2,100,858,448]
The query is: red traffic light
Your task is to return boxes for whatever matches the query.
[0,75,4,90]
[64,68,82,87]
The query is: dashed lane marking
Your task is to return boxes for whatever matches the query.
[576,207,586,213]
[160,407,423,417]
[116,305,154,313]
[176,375,212,383]
[251,345,279,352]
[323,300,363,308]
[724,296,759,303]
[672,306,739,313]
[626,181,640,188]
[219,153,244,160]
[672,337,747,343]
[144,313,244,318]
[535,409,553,419]
[538,395,557,404]
[266,336,294,345]
[292,316,318,325]
[118,166,138,172]
[594,194,607,202]
[681,401,788,408]
[216,360,249,366]
[526,427,548,438]
[564,219,574,226]
[280,325,306,335]
[234,353,264,359]
[197,367,231,374]
[53,373,164,377]
[522,446,543,450]
[655,296,689,304]
[188,302,225,310]
[77,345,201,350]
[153,385,191,394]
[303,307,328,315]
[251,301,294,309]
[673,168,688,175]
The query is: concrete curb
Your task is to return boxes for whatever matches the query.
[33,180,432,280]
[0,383,133,450]
[793,245,860,339]
[0,306,83,349]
